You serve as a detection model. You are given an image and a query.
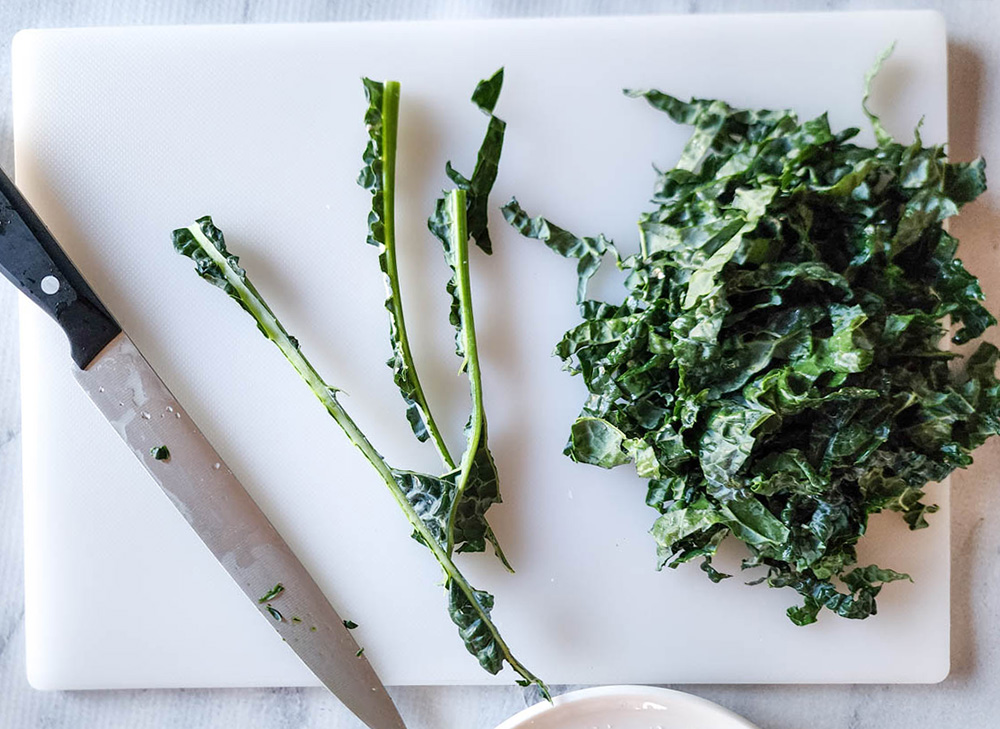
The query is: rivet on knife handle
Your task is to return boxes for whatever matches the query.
[0,167,121,368]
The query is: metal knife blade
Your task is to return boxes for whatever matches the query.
[77,333,406,729]
[0,168,406,729]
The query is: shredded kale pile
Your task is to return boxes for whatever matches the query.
[504,54,1000,624]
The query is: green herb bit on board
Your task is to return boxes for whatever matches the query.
[149,445,170,461]
[257,583,284,603]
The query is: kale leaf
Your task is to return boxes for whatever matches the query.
[506,52,1000,624]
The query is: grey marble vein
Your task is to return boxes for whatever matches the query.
[1,0,1000,727]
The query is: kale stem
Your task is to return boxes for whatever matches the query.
[381,81,457,471]
[185,225,393,479]
[445,190,477,556]
[443,189,513,571]
[638,221,649,260]
[182,221,545,695]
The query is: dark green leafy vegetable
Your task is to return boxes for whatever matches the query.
[149,445,170,461]
[266,605,283,622]
[502,203,611,305]
[506,53,1000,624]
[342,619,358,630]
[174,208,544,694]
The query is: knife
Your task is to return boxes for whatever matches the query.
[0,167,407,729]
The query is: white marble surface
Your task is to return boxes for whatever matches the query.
[1,1,998,728]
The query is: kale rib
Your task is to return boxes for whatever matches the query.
[173,216,546,694]
[442,190,511,569]
[359,79,456,470]
[423,70,513,569]
[450,189,484,533]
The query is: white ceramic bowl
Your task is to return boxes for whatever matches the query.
[493,685,760,729]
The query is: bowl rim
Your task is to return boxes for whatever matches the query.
[493,684,761,729]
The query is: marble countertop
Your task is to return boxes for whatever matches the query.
[2,1,999,727]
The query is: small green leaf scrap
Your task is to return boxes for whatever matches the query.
[257,583,284,603]
[149,445,170,461]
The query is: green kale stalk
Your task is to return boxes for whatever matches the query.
[357,78,454,467]
[173,211,545,691]
[174,71,546,693]
[360,70,511,568]
[505,51,1000,625]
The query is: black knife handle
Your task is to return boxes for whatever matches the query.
[0,167,121,369]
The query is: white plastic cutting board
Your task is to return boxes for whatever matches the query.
[15,11,950,689]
